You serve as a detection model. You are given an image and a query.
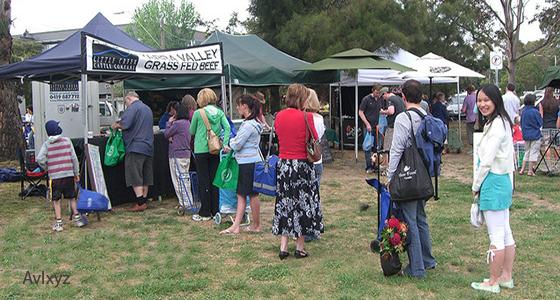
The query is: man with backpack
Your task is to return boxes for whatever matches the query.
[386,79,437,278]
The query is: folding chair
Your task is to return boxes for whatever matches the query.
[16,147,48,200]
[536,129,560,174]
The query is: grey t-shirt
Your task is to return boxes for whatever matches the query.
[120,100,154,157]
[387,95,405,128]
[387,107,426,182]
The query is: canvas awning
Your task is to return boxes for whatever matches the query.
[539,66,560,89]
[124,31,337,90]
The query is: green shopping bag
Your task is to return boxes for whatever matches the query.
[104,129,125,167]
[213,151,239,190]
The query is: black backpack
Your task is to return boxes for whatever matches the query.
[388,111,434,202]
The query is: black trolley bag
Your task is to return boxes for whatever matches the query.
[388,111,434,202]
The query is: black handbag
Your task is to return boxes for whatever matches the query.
[389,111,434,202]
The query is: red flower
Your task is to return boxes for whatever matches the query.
[387,217,400,229]
[390,233,401,246]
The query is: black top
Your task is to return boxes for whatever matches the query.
[359,94,382,126]
[386,95,406,128]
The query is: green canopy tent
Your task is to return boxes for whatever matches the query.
[302,48,413,162]
[124,31,337,116]
[539,66,560,89]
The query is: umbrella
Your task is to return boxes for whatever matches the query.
[399,53,485,145]
[539,66,560,89]
[302,48,414,162]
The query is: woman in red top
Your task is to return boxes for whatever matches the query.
[272,84,324,260]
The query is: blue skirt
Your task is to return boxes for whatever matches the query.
[479,172,512,211]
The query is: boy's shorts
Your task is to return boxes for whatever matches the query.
[50,177,77,201]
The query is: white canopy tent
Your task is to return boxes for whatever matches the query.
[328,48,458,161]
[330,50,485,159]
[400,52,485,143]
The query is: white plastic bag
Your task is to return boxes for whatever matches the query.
[470,195,484,228]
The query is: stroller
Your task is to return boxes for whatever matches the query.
[366,178,402,252]
[214,189,251,225]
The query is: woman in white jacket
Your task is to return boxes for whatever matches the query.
[471,84,516,294]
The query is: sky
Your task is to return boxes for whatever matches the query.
[11,0,251,34]
[11,0,544,43]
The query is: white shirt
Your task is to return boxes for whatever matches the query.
[503,91,520,122]
[312,113,325,164]
[472,116,515,192]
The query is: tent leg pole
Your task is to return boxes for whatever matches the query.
[228,65,233,119]
[456,78,462,147]
[220,76,227,113]
[81,74,88,188]
[339,82,343,155]
[329,85,332,127]
[355,81,358,164]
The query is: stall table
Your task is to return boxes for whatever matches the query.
[72,133,175,206]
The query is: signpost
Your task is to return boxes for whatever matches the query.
[490,51,503,86]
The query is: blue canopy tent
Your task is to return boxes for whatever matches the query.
[0,13,153,82]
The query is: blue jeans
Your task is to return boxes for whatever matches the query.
[364,129,378,170]
[314,163,323,188]
[399,200,436,277]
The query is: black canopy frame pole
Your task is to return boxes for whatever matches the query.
[338,81,343,155]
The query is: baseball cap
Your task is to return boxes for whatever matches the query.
[45,120,62,136]
[379,87,389,94]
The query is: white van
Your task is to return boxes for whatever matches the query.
[99,101,118,128]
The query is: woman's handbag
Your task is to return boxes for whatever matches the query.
[304,112,321,163]
[470,194,484,228]
[389,112,434,202]
[213,151,239,190]
[199,108,222,155]
[104,128,125,167]
[253,130,279,196]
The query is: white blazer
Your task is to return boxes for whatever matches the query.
[472,116,515,192]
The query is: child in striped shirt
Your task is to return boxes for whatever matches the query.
[37,120,85,232]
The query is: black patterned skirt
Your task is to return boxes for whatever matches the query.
[271,159,324,238]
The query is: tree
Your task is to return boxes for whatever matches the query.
[247,0,487,77]
[127,0,199,49]
[0,0,23,160]
[225,12,245,35]
[11,38,42,62]
[11,38,43,104]
[446,0,560,84]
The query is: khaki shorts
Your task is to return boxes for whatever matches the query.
[383,127,394,151]
[523,139,541,162]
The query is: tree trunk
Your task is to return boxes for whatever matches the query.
[0,0,23,161]
[507,59,516,86]
[0,80,24,160]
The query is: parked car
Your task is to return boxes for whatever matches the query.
[446,92,467,120]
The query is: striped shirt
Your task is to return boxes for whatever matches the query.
[37,136,79,179]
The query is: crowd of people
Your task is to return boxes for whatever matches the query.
[33,78,559,294]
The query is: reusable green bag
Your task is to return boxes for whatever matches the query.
[213,151,239,190]
[104,129,125,167]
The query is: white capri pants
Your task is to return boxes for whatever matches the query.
[483,209,515,252]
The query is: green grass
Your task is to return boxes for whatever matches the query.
[0,154,559,299]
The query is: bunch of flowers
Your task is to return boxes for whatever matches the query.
[380,216,408,255]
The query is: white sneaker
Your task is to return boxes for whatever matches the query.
[73,215,85,227]
[192,214,211,222]
[52,221,63,232]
